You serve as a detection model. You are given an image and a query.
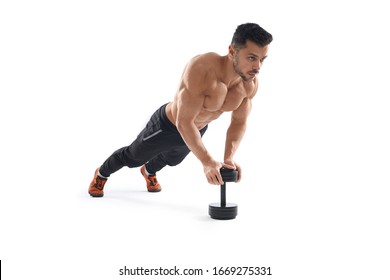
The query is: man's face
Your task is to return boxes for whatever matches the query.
[231,40,269,82]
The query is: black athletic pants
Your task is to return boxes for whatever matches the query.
[99,103,208,177]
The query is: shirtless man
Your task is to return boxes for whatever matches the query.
[88,23,272,197]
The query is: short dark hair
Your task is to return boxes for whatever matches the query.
[231,23,273,49]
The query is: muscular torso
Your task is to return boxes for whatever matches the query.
[166,53,256,129]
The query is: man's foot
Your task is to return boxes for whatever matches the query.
[140,165,161,192]
[88,168,108,197]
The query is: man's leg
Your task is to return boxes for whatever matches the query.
[139,146,190,192]
[145,124,208,174]
[142,124,208,190]
[89,105,208,196]
[145,146,191,174]
[98,104,172,178]
[89,104,171,196]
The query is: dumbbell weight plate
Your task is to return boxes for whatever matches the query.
[209,203,238,220]
[220,168,238,182]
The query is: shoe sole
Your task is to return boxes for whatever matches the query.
[89,192,104,197]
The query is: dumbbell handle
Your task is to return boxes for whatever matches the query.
[221,182,226,207]
[219,168,238,207]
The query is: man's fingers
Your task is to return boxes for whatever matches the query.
[236,170,241,182]
[213,173,223,185]
[222,163,235,170]
[207,172,223,185]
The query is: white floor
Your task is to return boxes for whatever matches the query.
[1,1,390,279]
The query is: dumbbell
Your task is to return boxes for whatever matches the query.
[209,168,238,220]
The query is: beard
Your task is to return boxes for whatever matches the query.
[233,55,252,82]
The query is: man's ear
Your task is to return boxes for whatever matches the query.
[228,45,235,59]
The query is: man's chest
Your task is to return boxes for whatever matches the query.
[203,82,249,112]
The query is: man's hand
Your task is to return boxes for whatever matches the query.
[203,159,235,185]
[224,160,242,182]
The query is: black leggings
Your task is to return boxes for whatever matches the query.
[99,103,207,177]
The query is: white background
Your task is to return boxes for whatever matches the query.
[1,0,389,279]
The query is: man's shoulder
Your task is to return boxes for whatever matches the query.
[182,53,223,93]
[186,52,222,77]
[189,52,222,66]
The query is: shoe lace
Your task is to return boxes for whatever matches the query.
[95,177,106,190]
[149,175,158,186]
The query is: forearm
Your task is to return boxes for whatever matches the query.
[177,123,213,164]
[224,122,247,162]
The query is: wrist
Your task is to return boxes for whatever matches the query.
[200,154,214,166]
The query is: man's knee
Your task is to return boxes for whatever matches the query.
[115,148,144,168]
[167,160,182,167]
[164,154,189,167]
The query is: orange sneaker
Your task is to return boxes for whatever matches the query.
[140,165,161,192]
[88,168,108,197]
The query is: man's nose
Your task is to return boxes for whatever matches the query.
[253,60,261,70]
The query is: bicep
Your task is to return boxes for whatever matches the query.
[176,87,205,125]
[231,97,252,124]
[231,80,258,124]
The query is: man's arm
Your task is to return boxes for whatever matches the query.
[175,62,230,185]
[224,97,252,162]
[224,86,257,181]
[176,86,212,164]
